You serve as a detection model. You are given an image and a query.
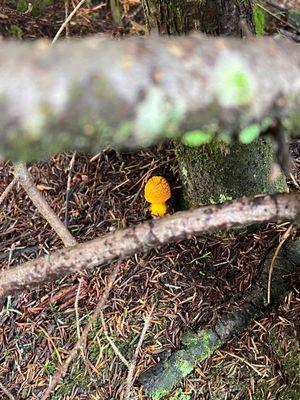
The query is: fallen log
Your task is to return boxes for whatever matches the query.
[0,35,300,160]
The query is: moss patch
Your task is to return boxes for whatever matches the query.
[175,138,288,209]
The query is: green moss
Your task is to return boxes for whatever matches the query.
[151,387,171,400]
[176,357,193,375]
[182,130,213,146]
[175,137,288,209]
[51,360,90,400]
[239,124,261,144]
[44,360,56,375]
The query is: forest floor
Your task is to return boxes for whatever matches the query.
[0,1,299,400]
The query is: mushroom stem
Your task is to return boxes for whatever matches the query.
[149,202,167,217]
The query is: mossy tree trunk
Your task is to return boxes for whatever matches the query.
[142,0,288,207]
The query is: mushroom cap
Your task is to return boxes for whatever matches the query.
[144,176,171,204]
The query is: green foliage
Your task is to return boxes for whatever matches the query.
[17,0,27,12]
[16,0,53,16]
[253,4,266,36]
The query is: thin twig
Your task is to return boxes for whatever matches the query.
[267,224,293,304]
[0,382,15,400]
[65,151,76,228]
[13,162,77,247]
[64,0,70,38]
[41,262,121,400]
[75,278,83,341]
[74,278,98,384]
[222,351,263,376]
[124,304,155,400]
[100,311,130,367]
[257,3,296,30]
[0,177,17,207]
[52,0,87,45]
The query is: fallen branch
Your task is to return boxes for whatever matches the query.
[0,192,299,303]
[41,262,120,400]
[1,35,300,161]
[0,177,17,207]
[52,0,87,45]
[13,162,77,247]
[139,236,300,398]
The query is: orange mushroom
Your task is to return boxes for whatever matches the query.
[144,176,171,217]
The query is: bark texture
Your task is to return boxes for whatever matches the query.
[0,192,299,303]
[0,36,300,161]
[142,0,254,35]
[139,236,299,399]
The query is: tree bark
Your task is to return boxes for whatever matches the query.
[143,0,254,36]
[142,0,288,207]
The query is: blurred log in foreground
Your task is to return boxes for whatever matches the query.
[0,35,300,161]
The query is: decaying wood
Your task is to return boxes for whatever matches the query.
[0,192,299,303]
[1,35,300,161]
[0,177,17,207]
